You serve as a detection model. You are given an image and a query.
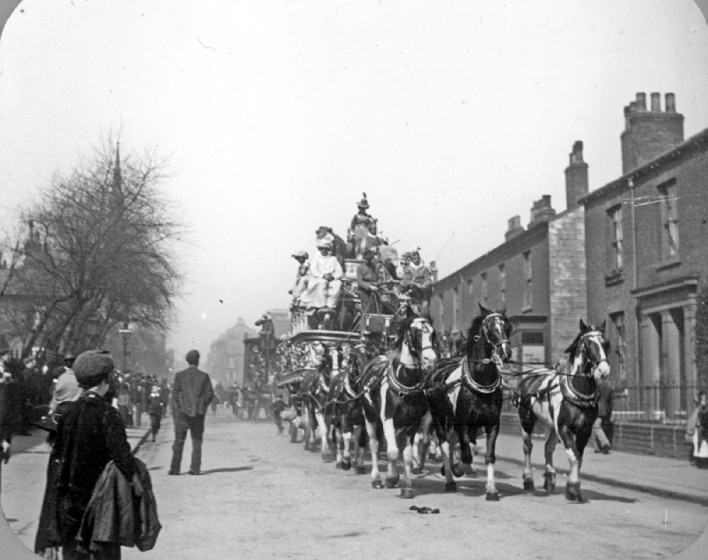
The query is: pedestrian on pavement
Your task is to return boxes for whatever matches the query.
[48,352,82,414]
[147,385,164,442]
[686,390,708,468]
[169,350,214,476]
[593,378,614,454]
[116,382,133,428]
[0,356,21,465]
[271,395,287,434]
[49,350,135,560]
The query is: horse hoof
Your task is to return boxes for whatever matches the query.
[565,483,582,502]
[386,476,400,489]
[486,491,500,502]
[444,481,457,493]
[523,478,535,492]
[341,459,352,471]
[356,466,368,475]
[303,442,310,451]
[452,463,466,478]
[400,488,414,499]
[543,473,556,494]
[335,462,343,470]
[371,480,383,489]
[411,466,423,475]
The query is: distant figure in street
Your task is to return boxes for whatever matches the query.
[116,383,133,428]
[50,350,135,559]
[271,395,287,434]
[169,350,214,476]
[147,385,164,443]
[48,352,82,414]
[686,390,708,468]
[592,379,614,454]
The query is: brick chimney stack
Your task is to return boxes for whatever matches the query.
[564,140,589,210]
[529,195,556,227]
[505,215,525,241]
[621,92,684,174]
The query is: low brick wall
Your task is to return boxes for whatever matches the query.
[499,412,691,460]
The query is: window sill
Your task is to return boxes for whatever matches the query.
[605,271,625,287]
[656,258,681,272]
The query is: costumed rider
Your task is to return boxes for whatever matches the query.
[289,251,310,310]
[400,247,433,315]
[301,237,344,325]
[349,193,378,259]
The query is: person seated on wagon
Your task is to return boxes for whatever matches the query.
[400,247,433,315]
[301,238,344,314]
[356,248,380,315]
[316,226,349,265]
[289,251,310,309]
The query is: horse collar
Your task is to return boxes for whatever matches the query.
[560,375,598,408]
[386,363,426,396]
[462,356,501,394]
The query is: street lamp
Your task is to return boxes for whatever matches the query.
[118,321,133,373]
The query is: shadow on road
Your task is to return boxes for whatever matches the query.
[199,466,254,475]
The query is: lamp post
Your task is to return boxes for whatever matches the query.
[118,321,133,374]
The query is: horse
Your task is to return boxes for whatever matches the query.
[297,354,336,461]
[323,343,369,474]
[515,319,611,502]
[425,305,513,500]
[359,306,438,498]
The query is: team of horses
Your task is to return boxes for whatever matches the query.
[287,304,611,502]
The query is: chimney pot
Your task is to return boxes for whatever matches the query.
[636,92,646,111]
[650,92,661,112]
[665,93,676,113]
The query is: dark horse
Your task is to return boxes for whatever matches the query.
[324,343,369,474]
[515,319,611,502]
[425,305,513,500]
[359,306,438,498]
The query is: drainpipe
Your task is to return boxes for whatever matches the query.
[629,177,642,406]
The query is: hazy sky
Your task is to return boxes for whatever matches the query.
[1,1,707,363]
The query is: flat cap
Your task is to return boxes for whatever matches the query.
[73,350,114,388]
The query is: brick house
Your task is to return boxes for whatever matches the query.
[430,141,590,373]
[581,92,708,425]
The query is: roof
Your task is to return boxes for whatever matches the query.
[580,127,708,206]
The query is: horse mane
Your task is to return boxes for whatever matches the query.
[465,314,486,357]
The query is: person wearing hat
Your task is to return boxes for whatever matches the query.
[356,248,381,316]
[169,350,214,476]
[48,352,82,414]
[0,358,21,465]
[289,251,311,309]
[301,239,344,311]
[50,350,135,559]
[349,193,378,259]
[400,248,433,315]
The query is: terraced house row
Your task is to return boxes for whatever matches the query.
[431,92,708,455]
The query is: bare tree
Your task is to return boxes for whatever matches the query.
[3,139,184,358]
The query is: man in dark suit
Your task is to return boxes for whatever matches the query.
[169,350,214,475]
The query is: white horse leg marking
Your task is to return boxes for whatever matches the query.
[382,417,399,484]
[315,411,330,460]
[365,418,381,486]
[486,462,496,494]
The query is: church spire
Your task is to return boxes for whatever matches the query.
[111,142,124,205]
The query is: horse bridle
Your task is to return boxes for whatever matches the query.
[472,313,512,369]
[577,330,609,377]
[402,318,436,364]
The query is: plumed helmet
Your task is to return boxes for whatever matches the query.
[73,350,114,388]
[357,192,369,209]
